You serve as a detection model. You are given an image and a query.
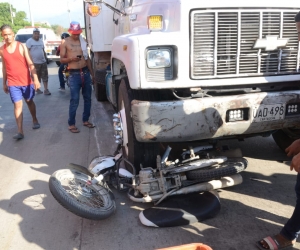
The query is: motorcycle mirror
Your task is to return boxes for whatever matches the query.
[86,3,102,17]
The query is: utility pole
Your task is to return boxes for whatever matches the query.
[67,0,71,23]
[9,2,13,25]
[28,0,34,26]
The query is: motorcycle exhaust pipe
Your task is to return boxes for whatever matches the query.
[128,174,243,203]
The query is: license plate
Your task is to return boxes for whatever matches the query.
[253,104,285,122]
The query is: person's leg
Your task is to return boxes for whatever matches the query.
[68,73,81,132]
[82,72,92,124]
[25,99,39,124]
[257,173,300,249]
[41,62,51,95]
[34,64,43,94]
[22,84,38,122]
[14,100,23,135]
[280,173,300,240]
[58,63,66,89]
[9,86,24,138]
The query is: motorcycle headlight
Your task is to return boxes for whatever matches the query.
[147,49,171,69]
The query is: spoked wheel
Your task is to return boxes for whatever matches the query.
[49,169,116,220]
[186,158,248,182]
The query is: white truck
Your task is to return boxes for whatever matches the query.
[83,0,300,169]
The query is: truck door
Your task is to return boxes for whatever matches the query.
[113,0,132,36]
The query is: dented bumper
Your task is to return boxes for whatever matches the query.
[131,91,300,142]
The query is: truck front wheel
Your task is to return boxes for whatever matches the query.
[118,78,158,172]
[272,128,300,151]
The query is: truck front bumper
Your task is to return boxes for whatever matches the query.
[131,90,300,142]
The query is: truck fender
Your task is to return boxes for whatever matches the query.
[111,34,141,89]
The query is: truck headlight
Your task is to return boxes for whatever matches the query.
[147,49,171,68]
[145,46,177,81]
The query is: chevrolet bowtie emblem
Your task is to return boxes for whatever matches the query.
[253,35,289,51]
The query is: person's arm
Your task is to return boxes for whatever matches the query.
[0,47,9,94]
[290,152,300,173]
[43,48,48,61]
[83,38,94,83]
[285,139,300,172]
[20,43,41,90]
[86,56,94,83]
[25,39,31,51]
[285,139,300,157]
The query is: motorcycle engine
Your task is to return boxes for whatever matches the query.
[137,168,160,195]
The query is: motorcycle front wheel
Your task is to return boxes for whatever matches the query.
[186,158,247,181]
[49,169,116,220]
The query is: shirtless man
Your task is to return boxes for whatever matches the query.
[60,21,94,133]
[0,24,41,140]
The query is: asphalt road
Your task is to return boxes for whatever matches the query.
[0,61,299,250]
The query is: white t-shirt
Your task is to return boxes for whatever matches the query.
[26,38,46,64]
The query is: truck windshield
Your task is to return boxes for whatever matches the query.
[15,34,42,43]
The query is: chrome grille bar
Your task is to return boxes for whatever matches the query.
[191,9,299,79]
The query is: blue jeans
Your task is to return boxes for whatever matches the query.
[58,63,66,89]
[68,68,92,126]
[281,173,300,240]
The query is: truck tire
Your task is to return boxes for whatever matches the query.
[118,78,159,172]
[49,169,116,220]
[272,128,300,151]
[186,158,247,182]
[94,69,107,101]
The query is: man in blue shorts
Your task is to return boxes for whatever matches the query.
[0,24,41,140]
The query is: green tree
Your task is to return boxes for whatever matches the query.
[0,2,65,39]
[51,24,66,36]
[0,2,31,34]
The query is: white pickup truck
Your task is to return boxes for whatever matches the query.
[15,27,61,63]
[83,0,300,169]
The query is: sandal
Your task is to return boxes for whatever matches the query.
[69,126,80,133]
[256,234,295,250]
[83,122,95,128]
[32,123,40,129]
[13,133,24,140]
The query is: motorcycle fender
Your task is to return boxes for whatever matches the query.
[88,156,116,175]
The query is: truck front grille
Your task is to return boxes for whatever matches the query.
[191,9,299,79]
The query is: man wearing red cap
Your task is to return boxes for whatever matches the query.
[60,21,94,133]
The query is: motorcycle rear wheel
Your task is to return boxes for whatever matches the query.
[49,169,116,220]
[186,158,247,181]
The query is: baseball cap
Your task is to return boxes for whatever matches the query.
[68,21,82,35]
[33,28,40,33]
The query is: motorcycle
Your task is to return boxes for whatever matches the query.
[48,129,247,221]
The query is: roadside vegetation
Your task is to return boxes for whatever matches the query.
[0,2,66,37]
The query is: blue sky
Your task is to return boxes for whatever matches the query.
[0,0,85,28]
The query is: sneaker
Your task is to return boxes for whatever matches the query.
[44,89,51,95]
[36,89,43,94]
[59,87,65,91]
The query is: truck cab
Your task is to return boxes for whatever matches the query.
[84,0,300,169]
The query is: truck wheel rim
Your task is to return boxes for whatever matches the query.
[119,101,129,155]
